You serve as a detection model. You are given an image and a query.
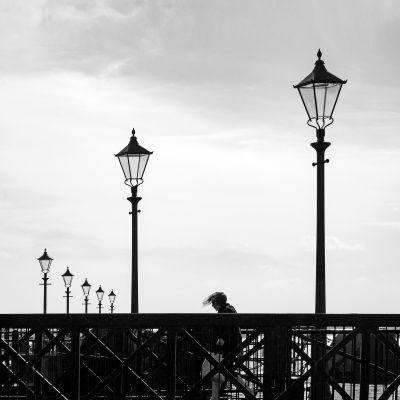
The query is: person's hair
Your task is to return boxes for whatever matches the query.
[202,292,227,307]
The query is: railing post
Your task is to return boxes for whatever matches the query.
[360,329,370,400]
[34,329,42,400]
[166,327,177,400]
[114,328,124,400]
[275,326,289,394]
[263,328,275,400]
[71,328,81,400]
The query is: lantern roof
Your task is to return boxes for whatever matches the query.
[115,128,152,157]
[38,248,53,263]
[96,285,104,294]
[62,267,73,278]
[294,49,347,88]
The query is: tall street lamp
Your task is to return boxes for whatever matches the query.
[294,50,346,314]
[61,267,74,314]
[38,249,53,314]
[96,285,105,314]
[81,278,91,314]
[109,290,116,314]
[115,128,152,313]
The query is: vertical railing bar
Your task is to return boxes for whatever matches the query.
[263,327,274,400]
[374,332,378,400]
[330,326,335,400]
[71,328,81,400]
[166,327,177,400]
[351,327,356,400]
[360,328,370,400]
[34,328,42,400]
[395,331,399,400]
[384,326,389,392]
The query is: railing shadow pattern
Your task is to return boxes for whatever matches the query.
[1,314,400,399]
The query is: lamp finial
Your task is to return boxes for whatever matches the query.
[132,128,136,136]
[317,49,322,60]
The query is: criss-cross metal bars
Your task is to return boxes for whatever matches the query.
[2,314,400,399]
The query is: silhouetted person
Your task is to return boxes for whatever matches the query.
[202,292,255,400]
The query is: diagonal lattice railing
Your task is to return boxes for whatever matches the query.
[2,314,400,399]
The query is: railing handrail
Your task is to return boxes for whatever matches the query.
[1,313,400,328]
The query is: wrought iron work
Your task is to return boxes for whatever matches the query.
[1,314,400,399]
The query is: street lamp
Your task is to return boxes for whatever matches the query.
[81,278,91,314]
[108,290,116,314]
[61,267,74,314]
[96,285,105,314]
[294,49,347,314]
[37,249,53,314]
[115,128,152,313]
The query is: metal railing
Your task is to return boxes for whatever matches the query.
[1,314,400,399]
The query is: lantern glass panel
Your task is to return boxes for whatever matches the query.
[299,82,342,122]
[82,281,91,296]
[39,259,52,273]
[118,154,149,186]
[63,273,73,287]
[298,85,316,120]
[109,292,116,304]
[137,154,149,179]
[96,288,105,302]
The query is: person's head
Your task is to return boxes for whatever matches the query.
[202,292,227,311]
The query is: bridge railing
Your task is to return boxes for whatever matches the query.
[1,314,400,399]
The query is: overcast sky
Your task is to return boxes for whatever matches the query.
[1,0,400,314]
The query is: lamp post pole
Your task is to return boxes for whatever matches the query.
[128,186,141,314]
[42,272,49,314]
[65,286,71,314]
[115,128,152,314]
[311,129,330,313]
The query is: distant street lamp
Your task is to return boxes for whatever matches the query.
[96,285,105,314]
[61,267,74,314]
[109,290,116,314]
[38,249,53,314]
[294,49,347,314]
[115,128,152,313]
[81,278,91,314]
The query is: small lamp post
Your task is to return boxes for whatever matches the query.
[81,278,91,314]
[115,128,152,313]
[294,50,347,314]
[108,290,116,314]
[96,285,105,314]
[38,249,53,314]
[61,267,74,314]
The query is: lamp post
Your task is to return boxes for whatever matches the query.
[109,290,116,314]
[61,267,74,314]
[38,249,53,314]
[115,128,152,313]
[294,50,347,314]
[81,278,91,314]
[294,50,346,400]
[96,286,105,314]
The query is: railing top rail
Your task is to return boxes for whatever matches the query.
[1,313,400,328]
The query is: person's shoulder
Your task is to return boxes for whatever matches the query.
[225,303,237,313]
